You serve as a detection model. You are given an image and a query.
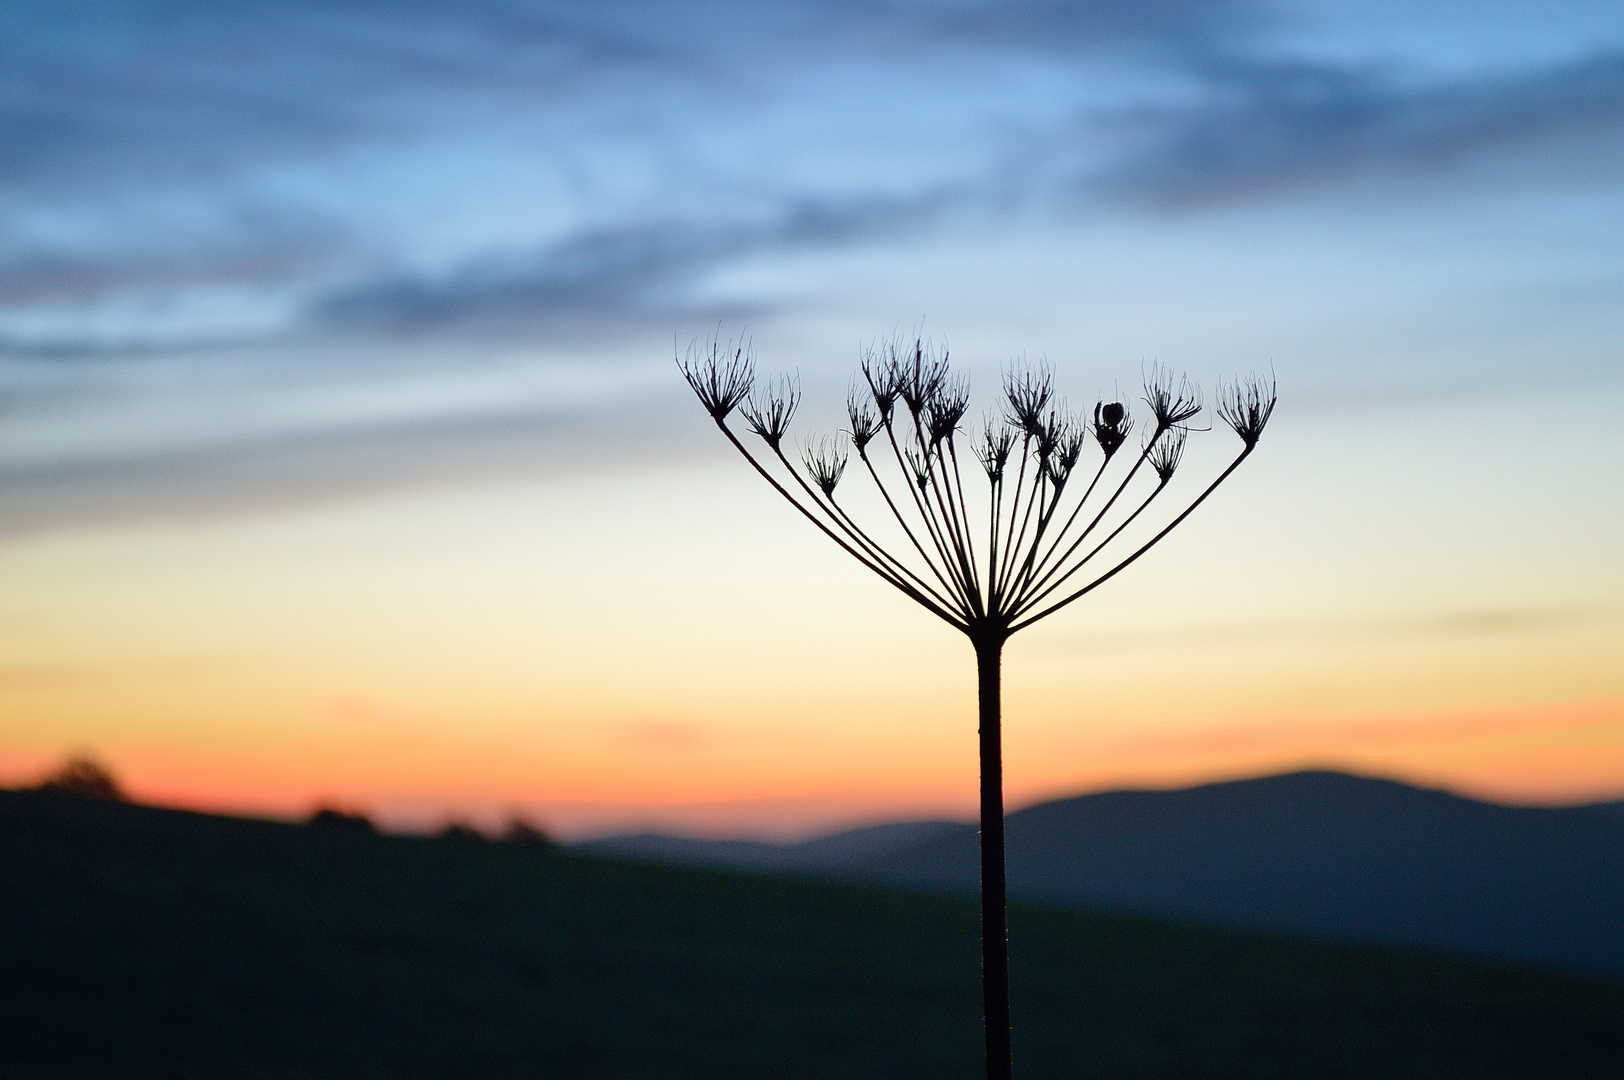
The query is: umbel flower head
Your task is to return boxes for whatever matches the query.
[1045,416,1087,487]
[1218,371,1278,448]
[926,377,971,447]
[1091,400,1131,458]
[860,352,903,421]
[678,330,1275,1080]
[678,338,753,420]
[741,374,800,452]
[976,421,1016,482]
[896,338,950,419]
[803,437,848,499]
[678,332,1276,636]
[1143,363,1203,430]
[1148,426,1187,483]
[1004,362,1053,437]
[845,388,882,452]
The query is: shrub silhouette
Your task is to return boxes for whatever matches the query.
[437,822,486,843]
[37,754,124,801]
[680,334,1274,1080]
[307,807,378,833]
[499,818,557,849]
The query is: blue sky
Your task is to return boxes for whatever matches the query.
[5,0,1622,535]
[3,1,1622,830]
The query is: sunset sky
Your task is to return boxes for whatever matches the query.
[3,0,1621,839]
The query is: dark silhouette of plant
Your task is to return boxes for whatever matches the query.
[681,335,1276,1080]
[37,753,124,801]
[438,821,487,843]
[307,806,378,833]
[499,818,558,849]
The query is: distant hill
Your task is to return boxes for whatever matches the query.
[1579,799,1624,824]
[580,770,1624,978]
[5,788,1624,1079]
[579,819,966,873]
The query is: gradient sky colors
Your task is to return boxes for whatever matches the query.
[3,1,1621,838]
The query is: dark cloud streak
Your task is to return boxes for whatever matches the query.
[4,1,1624,536]
[1108,51,1624,208]
[0,211,349,308]
[0,0,668,190]
[922,0,1262,56]
[0,383,707,540]
[311,187,963,335]
[7,0,1621,344]
[2,0,1243,191]
[312,47,1624,336]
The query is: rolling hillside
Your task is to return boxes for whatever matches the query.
[4,788,1623,1078]
[580,771,1624,977]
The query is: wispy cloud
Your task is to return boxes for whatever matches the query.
[1109,51,1624,208]
[1,0,1242,191]
[0,0,671,192]
[310,187,962,336]
[0,372,693,538]
[7,1,1619,338]
[4,1,1623,533]
[0,218,345,311]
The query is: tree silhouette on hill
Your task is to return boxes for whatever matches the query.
[37,754,124,801]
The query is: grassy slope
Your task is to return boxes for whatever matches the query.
[3,791,1621,1080]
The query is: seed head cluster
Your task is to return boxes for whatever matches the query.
[680,335,1275,641]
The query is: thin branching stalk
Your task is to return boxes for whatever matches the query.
[883,411,974,608]
[1009,446,1254,632]
[706,406,964,629]
[1009,473,1172,621]
[857,448,973,616]
[991,432,1033,606]
[1009,423,1173,611]
[1016,454,1112,593]
[679,333,1276,1080]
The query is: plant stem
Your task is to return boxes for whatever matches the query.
[975,632,1012,1080]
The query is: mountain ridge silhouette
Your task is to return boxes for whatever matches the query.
[577,770,1624,977]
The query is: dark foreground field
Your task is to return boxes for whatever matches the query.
[3,791,1621,1079]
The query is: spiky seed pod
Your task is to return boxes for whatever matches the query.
[976,422,1016,482]
[1091,400,1131,458]
[925,378,970,446]
[1144,364,1202,430]
[944,377,971,421]
[679,339,755,420]
[904,446,932,491]
[1050,425,1087,486]
[897,338,949,419]
[860,347,902,421]
[1217,372,1277,448]
[1149,426,1188,483]
[1034,410,1062,467]
[1038,414,1080,486]
[1004,362,1053,438]
[741,374,800,451]
[846,389,881,452]
[803,436,849,499]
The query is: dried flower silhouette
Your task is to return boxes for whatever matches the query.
[680,335,1276,1080]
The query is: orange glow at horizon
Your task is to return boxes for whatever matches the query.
[4,698,1620,840]
[4,390,1622,840]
